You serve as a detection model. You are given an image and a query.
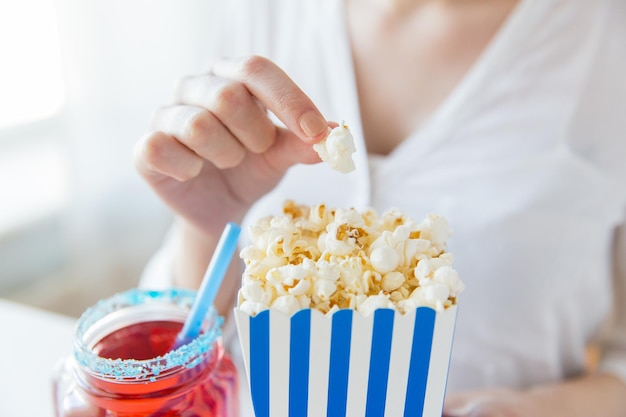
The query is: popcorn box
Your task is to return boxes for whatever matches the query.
[234,305,457,417]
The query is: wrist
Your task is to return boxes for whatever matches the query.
[172,217,243,316]
[172,218,223,289]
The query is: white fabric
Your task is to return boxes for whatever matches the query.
[140,0,626,391]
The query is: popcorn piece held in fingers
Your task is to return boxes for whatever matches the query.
[313,121,356,173]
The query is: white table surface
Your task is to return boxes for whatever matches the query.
[0,299,254,417]
[0,299,75,417]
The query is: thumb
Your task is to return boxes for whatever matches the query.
[262,126,324,172]
[443,406,481,417]
[443,408,471,417]
[443,401,491,417]
[443,396,481,417]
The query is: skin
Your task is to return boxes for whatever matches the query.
[134,56,329,314]
[348,0,522,154]
[134,0,626,415]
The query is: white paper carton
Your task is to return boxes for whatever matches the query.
[234,306,457,417]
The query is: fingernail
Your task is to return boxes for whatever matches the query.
[299,111,327,138]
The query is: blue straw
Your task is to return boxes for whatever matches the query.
[173,222,241,348]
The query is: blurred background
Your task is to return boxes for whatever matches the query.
[0,0,219,316]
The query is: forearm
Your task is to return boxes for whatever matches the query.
[172,218,243,317]
[445,372,626,416]
[528,373,626,417]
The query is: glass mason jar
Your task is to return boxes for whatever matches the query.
[53,289,239,417]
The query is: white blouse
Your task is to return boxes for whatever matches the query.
[142,0,626,391]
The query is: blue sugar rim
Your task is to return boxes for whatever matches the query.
[73,288,223,381]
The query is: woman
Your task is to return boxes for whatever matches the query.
[134,0,626,415]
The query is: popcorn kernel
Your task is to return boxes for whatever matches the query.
[238,201,463,316]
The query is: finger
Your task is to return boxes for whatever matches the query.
[222,126,320,192]
[444,397,500,417]
[443,405,481,417]
[175,74,276,153]
[211,55,329,143]
[443,393,480,417]
[134,131,203,182]
[152,105,246,169]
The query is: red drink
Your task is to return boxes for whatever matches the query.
[93,320,183,360]
[53,289,239,417]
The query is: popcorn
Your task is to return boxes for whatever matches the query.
[238,201,464,316]
[313,121,356,173]
[324,222,359,256]
[417,214,451,252]
[239,300,269,316]
[271,295,301,316]
[314,278,337,300]
[369,246,400,274]
[381,271,405,292]
[240,278,274,305]
[433,265,465,297]
[357,292,396,317]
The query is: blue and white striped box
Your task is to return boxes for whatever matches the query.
[234,306,457,417]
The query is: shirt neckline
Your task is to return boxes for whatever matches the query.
[337,0,537,168]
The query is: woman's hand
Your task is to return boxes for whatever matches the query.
[133,55,329,298]
[443,373,626,417]
[443,388,544,417]
[134,55,328,236]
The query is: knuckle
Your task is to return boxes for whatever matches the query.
[213,82,247,114]
[141,132,169,167]
[250,138,272,154]
[247,126,275,153]
[237,55,271,78]
[274,88,300,110]
[213,147,245,169]
[185,111,213,148]
[183,112,245,168]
